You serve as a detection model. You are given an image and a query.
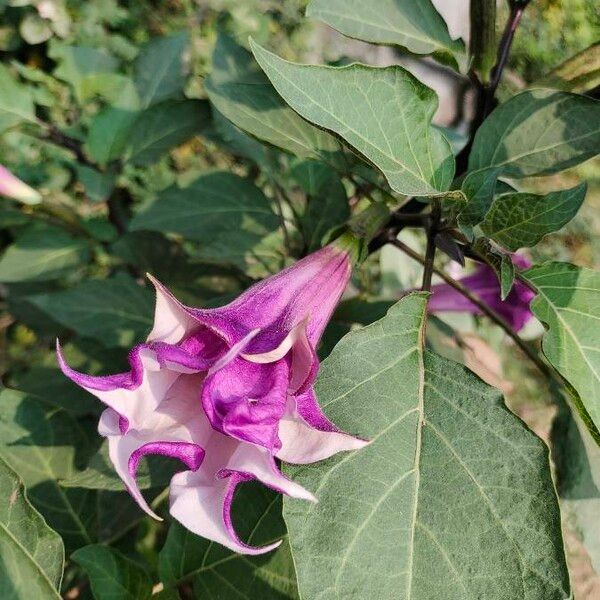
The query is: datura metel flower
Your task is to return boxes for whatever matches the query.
[58,243,367,554]
[428,253,535,332]
[0,164,42,204]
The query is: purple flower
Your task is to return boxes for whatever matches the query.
[0,164,42,204]
[428,253,535,331]
[58,244,367,554]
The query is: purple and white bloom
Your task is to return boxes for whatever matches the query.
[428,253,535,331]
[58,244,367,554]
[0,164,42,205]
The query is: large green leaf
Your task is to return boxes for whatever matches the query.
[469,90,600,177]
[28,274,154,348]
[250,41,454,196]
[124,100,210,166]
[284,293,570,599]
[134,32,188,108]
[159,482,298,599]
[523,262,600,441]
[0,456,63,599]
[0,388,97,552]
[72,545,153,600]
[130,171,280,245]
[481,183,587,251]
[85,106,139,165]
[0,63,35,133]
[307,0,463,62]
[551,389,600,573]
[205,34,339,162]
[0,225,90,282]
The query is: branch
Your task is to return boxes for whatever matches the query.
[388,236,553,379]
[36,120,96,167]
[484,0,531,116]
[421,201,440,291]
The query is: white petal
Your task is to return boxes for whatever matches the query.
[276,397,369,465]
[146,274,199,344]
[96,348,179,427]
[169,469,282,555]
[227,442,316,502]
[241,317,309,364]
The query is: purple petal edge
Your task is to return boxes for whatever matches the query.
[128,442,205,479]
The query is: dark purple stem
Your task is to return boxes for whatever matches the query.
[484,1,529,116]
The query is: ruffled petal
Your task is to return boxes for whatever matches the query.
[169,469,282,555]
[242,317,318,394]
[58,343,179,428]
[98,375,213,518]
[168,431,314,555]
[201,357,289,450]
[58,326,230,424]
[276,393,368,465]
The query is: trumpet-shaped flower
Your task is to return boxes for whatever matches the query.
[0,164,42,204]
[58,244,367,554]
[428,254,535,331]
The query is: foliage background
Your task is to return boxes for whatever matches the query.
[0,0,599,598]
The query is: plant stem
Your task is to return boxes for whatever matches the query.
[484,0,530,116]
[35,119,96,167]
[421,201,440,291]
[388,236,553,379]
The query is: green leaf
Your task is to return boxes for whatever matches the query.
[72,545,153,600]
[0,388,97,551]
[134,32,188,108]
[469,90,600,178]
[0,456,63,599]
[198,228,286,279]
[125,100,210,166]
[85,107,139,165]
[307,0,463,62]
[471,237,518,300]
[49,41,119,103]
[205,33,339,162]
[481,183,587,251]
[284,294,570,599]
[212,107,269,167]
[75,165,117,202]
[159,482,299,599]
[13,365,99,417]
[0,63,35,133]
[250,40,455,196]
[0,225,90,282]
[28,274,154,347]
[458,167,502,231]
[551,390,600,573]
[523,262,600,442]
[291,160,350,250]
[130,171,279,244]
[537,42,600,93]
